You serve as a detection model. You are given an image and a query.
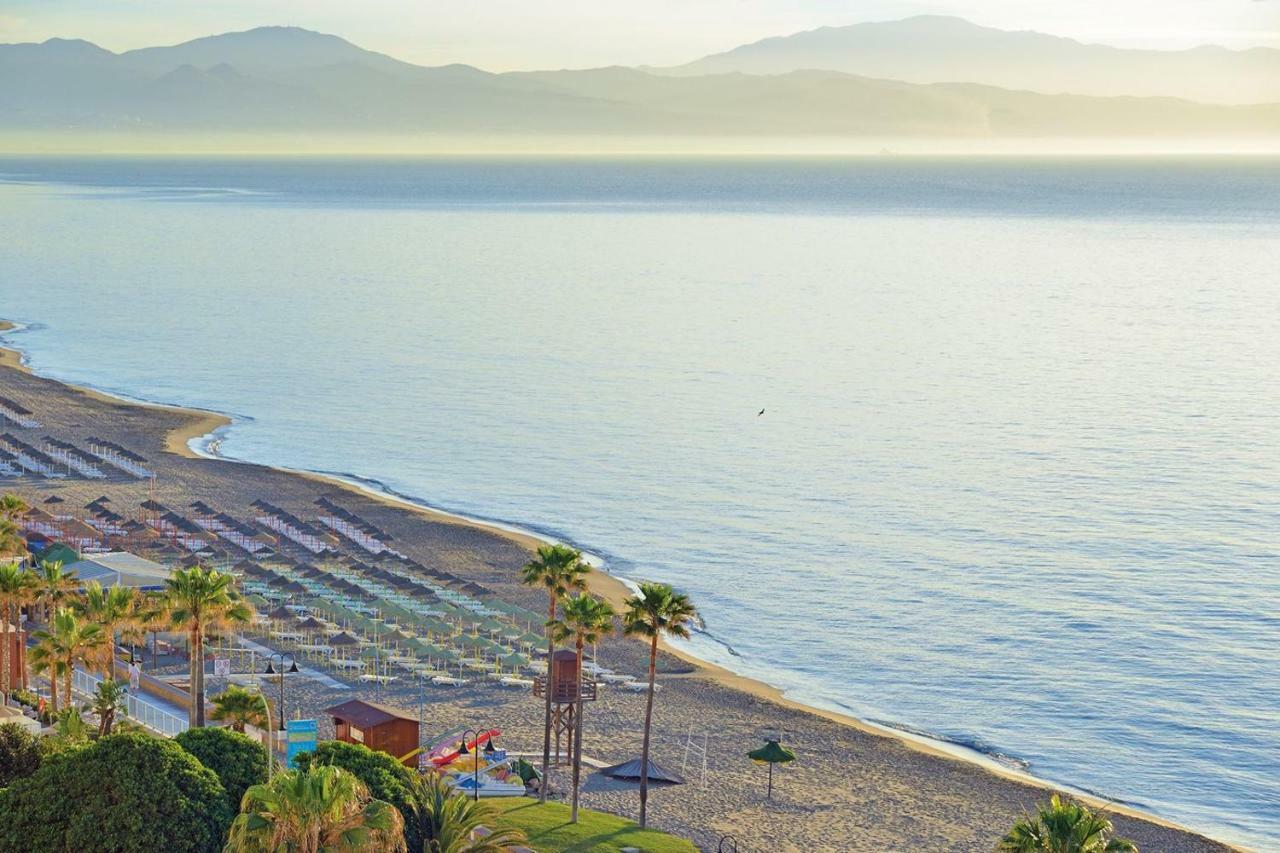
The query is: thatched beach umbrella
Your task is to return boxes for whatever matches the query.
[498,652,528,672]
[267,605,294,622]
[601,758,684,785]
[747,740,795,799]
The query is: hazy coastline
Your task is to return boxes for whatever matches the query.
[2,152,1272,848]
[0,317,1243,849]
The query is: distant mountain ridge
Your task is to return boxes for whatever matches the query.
[664,16,1280,105]
[1,24,1277,147]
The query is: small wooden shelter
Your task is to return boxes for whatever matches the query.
[325,699,419,766]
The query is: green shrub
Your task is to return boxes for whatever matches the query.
[0,722,42,786]
[10,689,37,709]
[294,739,418,847]
[0,731,233,852]
[175,726,269,810]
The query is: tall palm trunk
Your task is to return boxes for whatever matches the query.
[48,668,58,713]
[570,636,585,823]
[62,655,72,712]
[18,609,26,691]
[101,620,114,681]
[539,594,554,803]
[638,635,658,828]
[1,601,11,701]
[189,623,207,727]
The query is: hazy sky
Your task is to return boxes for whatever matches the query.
[3,0,1278,70]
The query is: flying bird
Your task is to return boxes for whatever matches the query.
[758,408,765,416]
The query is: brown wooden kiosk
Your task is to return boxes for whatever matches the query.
[325,699,420,766]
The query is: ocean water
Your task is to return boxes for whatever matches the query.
[1,156,1277,848]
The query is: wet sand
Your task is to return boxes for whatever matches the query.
[0,335,1236,852]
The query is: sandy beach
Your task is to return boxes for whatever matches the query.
[0,333,1237,853]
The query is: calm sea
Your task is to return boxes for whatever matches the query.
[1,156,1277,848]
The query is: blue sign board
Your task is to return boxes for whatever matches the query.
[285,719,318,769]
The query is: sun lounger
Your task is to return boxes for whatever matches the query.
[358,673,398,684]
[622,681,659,692]
[431,675,468,686]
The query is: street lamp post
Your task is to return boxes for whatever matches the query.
[457,729,498,802]
[263,653,299,733]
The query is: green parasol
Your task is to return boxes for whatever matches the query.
[747,740,795,799]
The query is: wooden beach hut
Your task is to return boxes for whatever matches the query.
[325,699,419,766]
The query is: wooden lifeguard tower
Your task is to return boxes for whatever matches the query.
[533,649,597,766]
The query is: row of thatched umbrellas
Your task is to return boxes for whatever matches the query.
[244,559,539,676]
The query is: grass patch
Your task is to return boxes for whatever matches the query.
[488,798,697,853]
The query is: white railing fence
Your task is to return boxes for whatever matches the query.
[71,668,189,737]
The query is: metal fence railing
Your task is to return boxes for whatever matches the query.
[71,668,188,738]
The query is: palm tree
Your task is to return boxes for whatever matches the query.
[0,561,36,700]
[0,516,25,549]
[548,594,615,823]
[30,608,104,714]
[0,519,27,569]
[27,637,65,713]
[165,565,254,727]
[520,543,591,803]
[211,684,269,733]
[32,559,80,625]
[87,677,128,736]
[999,794,1139,853]
[121,590,168,670]
[224,764,407,853]
[0,494,28,521]
[405,771,527,852]
[74,580,138,679]
[623,582,697,829]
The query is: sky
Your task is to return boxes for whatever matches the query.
[2,0,1278,70]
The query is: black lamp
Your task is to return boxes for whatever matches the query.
[263,653,297,733]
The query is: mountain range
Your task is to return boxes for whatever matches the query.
[664,16,1280,105]
[2,21,1277,149]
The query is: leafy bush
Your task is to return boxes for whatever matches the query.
[0,722,42,786]
[10,689,38,709]
[0,731,233,852]
[293,740,419,848]
[175,726,269,810]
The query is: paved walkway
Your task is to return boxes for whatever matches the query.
[233,637,352,690]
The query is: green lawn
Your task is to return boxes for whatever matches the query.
[488,798,697,853]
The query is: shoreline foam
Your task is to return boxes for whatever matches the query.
[0,319,1241,849]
